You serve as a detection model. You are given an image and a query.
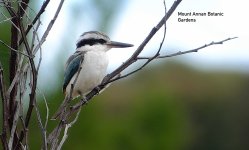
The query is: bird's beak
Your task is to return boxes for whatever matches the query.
[106,41,133,48]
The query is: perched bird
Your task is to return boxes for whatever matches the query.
[63,31,133,98]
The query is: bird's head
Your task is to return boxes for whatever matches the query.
[76,31,133,52]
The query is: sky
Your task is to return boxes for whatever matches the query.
[39,0,249,91]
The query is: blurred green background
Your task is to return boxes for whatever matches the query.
[1,0,249,150]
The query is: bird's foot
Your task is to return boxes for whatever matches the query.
[81,96,88,105]
[93,86,102,95]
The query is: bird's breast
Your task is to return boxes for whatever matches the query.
[72,51,109,96]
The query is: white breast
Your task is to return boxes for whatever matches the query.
[66,50,109,97]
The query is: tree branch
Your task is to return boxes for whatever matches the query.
[138,37,238,59]
[17,16,38,145]
[33,0,65,54]
[0,63,8,150]
[19,0,51,45]
[1,0,65,149]
[18,0,30,17]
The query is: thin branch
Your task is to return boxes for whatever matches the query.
[109,37,239,83]
[33,0,64,54]
[3,0,16,17]
[18,0,30,17]
[0,14,15,24]
[107,0,168,84]
[21,5,43,71]
[8,101,20,150]
[18,0,51,45]
[57,107,82,150]
[24,0,50,38]
[0,11,20,33]
[17,17,38,146]
[0,39,31,58]
[34,99,48,150]
[6,70,20,98]
[18,70,28,148]
[30,20,41,50]
[138,37,239,59]
[4,1,21,141]
[33,88,49,150]
[18,116,28,149]
[37,88,49,129]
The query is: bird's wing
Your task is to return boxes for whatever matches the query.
[63,51,85,93]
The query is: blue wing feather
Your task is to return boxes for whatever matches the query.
[63,51,85,93]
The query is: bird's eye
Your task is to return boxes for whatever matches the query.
[98,39,106,44]
[77,38,107,48]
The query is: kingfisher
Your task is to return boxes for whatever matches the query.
[63,31,133,98]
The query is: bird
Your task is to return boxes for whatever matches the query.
[63,31,133,98]
[52,31,133,119]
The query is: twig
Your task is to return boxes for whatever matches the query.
[22,0,50,43]
[57,107,82,150]
[22,6,43,71]
[6,70,20,98]
[17,16,38,146]
[33,0,64,54]
[4,1,21,144]
[138,37,239,59]
[3,0,16,17]
[106,0,168,84]
[0,14,15,24]
[18,0,30,18]
[37,88,49,128]
[8,101,20,150]
[0,39,31,58]
[34,99,48,150]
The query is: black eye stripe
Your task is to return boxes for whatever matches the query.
[76,38,107,48]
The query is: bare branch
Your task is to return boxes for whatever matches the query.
[138,37,239,59]
[1,0,64,149]
[0,63,9,149]
[24,0,50,38]
[0,14,15,24]
[19,0,51,45]
[33,0,65,54]
[34,100,48,150]
[18,0,30,17]
[8,101,20,150]
[57,107,82,150]
[109,37,239,83]
[4,1,21,141]
[6,70,20,98]
[0,39,31,58]
[37,88,49,128]
[3,0,17,17]
[19,18,37,128]
[106,0,168,84]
